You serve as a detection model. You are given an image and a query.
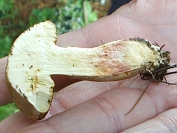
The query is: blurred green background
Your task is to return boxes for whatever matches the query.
[0,0,111,121]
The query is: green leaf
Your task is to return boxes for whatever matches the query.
[0,103,19,121]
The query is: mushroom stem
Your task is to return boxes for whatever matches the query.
[44,40,157,81]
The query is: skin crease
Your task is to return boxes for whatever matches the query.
[1,0,177,132]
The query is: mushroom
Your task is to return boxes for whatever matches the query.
[6,21,170,120]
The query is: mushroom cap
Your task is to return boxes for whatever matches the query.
[6,21,57,120]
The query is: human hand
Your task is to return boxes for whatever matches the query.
[1,0,177,132]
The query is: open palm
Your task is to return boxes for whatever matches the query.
[1,0,177,132]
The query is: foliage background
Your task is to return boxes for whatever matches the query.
[0,0,111,121]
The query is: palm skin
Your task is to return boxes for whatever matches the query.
[1,0,177,132]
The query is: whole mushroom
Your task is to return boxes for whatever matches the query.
[6,21,169,120]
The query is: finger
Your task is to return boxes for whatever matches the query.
[48,81,118,116]
[0,112,35,133]
[0,81,117,132]
[0,57,12,105]
[122,109,177,133]
[3,82,177,133]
